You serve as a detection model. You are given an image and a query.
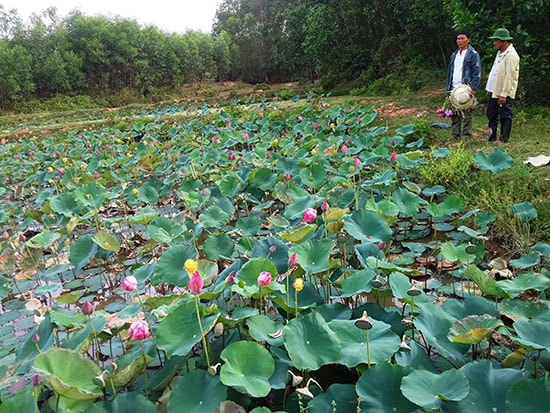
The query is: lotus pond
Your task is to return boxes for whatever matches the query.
[0,97,549,412]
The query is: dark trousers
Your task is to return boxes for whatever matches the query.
[487,97,513,142]
[451,109,473,139]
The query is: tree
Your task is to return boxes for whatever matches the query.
[0,41,34,110]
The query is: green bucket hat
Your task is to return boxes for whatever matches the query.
[489,28,513,41]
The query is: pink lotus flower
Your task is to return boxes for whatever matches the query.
[243,133,249,140]
[189,270,203,295]
[57,168,65,175]
[93,172,100,179]
[389,151,397,162]
[211,136,218,142]
[341,144,348,153]
[297,116,303,122]
[81,301,94,315]
[257,271,272,287]
[288,252,297,267]
[128,320,150,341]
[354,157,361,167]
[227,270,237,285]
[313,123,319,129]
[303,208,317,223]
[30,373,42,387]
[284,173,291,181]
[321,200,329,212]
[121,275,138,291]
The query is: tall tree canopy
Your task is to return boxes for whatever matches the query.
[0,0,548,110]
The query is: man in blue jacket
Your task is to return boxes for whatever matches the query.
[446,31,481,139]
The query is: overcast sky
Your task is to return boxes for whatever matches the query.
[1,0,222,33]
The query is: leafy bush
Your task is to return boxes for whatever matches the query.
[417,143,474,186]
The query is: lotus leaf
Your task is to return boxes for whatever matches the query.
[220,341,275,398]
[33,348,103,400]
[448,314,503,344]
[473,149,513,173]
[284,311,341,370]
[167,369,227,413]
[400,369,469,409]
[356,363,417,412]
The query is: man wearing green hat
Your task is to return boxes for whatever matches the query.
[485,28,520,142]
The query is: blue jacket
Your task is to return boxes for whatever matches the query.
[446,45,481,94]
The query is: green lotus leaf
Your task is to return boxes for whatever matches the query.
[251,167,278,190]
[232,257,278,298]
[505,377,550,413]
[33,348,103,400]
[107,352,153,387]
[127,207,158,224]
[49,192,80,217]
[425,194,464,218]
[283,197,314,221]
[328,319,400,367]
[220,341,275,398]
[74,183,107,209]
[509,252,541,269]
[155,244,196,287]
[343,209,392,243]
[440,241,475,264]
[299,164,327,189]
[217,171,246,197]
[307,383,357,413]
[88,392,157,413]
[199,205,231,228]
[283,311,341,370]
[245,314,285,346]
[401,369,469,409]
[356,363,417,412]
[498,299,550,322]
[432,147,451,158]
[147,217,185,244]
[511,201,538,222]
[442,360,524,413]
[339,269,375,298]
[354,243,381,268]
[392,187,423,216]
[497,272,550,298]
[139,183,160,204]
[474,148,513,173]
[0,387,38,413]
[448,314,503,344]
[92,230,120,252]
[167,369,227,413]
[464,264,508,298]
[26,229,61,249]
[69,234,98,269]
[204,233,235,259]
[236,215,261,235]
[156,300,219,357]
[414,301,469,362]
[290,239,335,274]
[271,278,323,312]
[531,242,550,259]
[512,319,550,352]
